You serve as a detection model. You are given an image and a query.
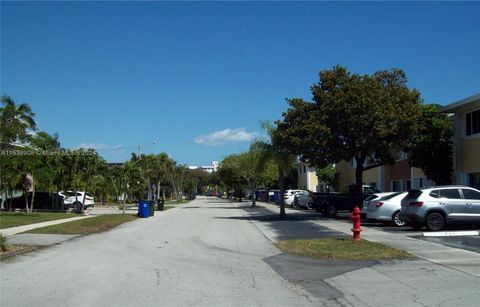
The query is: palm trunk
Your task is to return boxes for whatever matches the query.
[31,179,36,213]
[278,166,286,218]
[147,177,152,200]
[251,182,257,208]
[354,157,365,208]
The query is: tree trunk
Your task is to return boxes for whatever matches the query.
[147,177,152,200]
[122,191,126,214]
[279,166,286,218]
[25,193,29,212]
[80,188,86,214]
[354,157,365,208]
[31,179,36,213]
[251,184,257,208]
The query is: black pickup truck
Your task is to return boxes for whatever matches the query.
[311,185,379,217]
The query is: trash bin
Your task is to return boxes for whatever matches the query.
[157,199,165,211]
[138,200,150,218]
[148,201,154,216]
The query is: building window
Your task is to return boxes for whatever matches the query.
[469,173,480,189]
[391,180,403,192]
[303,165,307,173]
[466,110,480,136]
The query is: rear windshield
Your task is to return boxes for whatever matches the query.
[405,190,422,199]
[364,195,378,201]
[380,192,402,200]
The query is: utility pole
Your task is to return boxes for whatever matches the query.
[138,145,141,160]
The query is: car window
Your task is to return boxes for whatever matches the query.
[440,189,461,199]
[462,189,480,200]
[429,190,441,198]
[380,192,402,200]
[405,190,422,199]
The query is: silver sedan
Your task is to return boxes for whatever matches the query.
[366,192,408,227]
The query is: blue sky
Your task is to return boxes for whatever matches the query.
[1,1,479,165]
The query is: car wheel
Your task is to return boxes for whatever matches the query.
[307,202,313,210]
[392,211,406,227]
[426,212,445,231]
[323,203,338,217]
[73,201,83,213]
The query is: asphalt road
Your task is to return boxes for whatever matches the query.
[0,197,320,307]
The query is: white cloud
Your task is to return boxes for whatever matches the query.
[194,128,259,146]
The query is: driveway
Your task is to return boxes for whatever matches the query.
[0,197,319,307]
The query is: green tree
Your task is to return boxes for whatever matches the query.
[407,104,454,185]
[277,66,422,199]
[237,144,277,208]
[0,95,36,209]
[257,122,297,217]
[316,164,340,192]
[217,154,245,200]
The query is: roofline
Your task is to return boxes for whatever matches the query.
[441,93,480,113]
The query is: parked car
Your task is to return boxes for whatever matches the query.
[311,185,379,217]
[366,192,407,227]
[361,192,399,217]
[400,186,480,231]
[59,191,95,209]
[284,190,307,207]
[6,192,65,210]
[293,191,312,209]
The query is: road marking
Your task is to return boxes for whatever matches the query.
[423,231,479,237]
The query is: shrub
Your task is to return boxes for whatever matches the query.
[0,234,9,252]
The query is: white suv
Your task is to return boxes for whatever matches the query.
[284,190,307,207]
[59,191,95,209]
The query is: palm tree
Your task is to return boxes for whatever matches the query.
[257,121,296,217]
[0,95,36,146]
[0,95,36,209]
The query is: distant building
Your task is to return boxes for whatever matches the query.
[188,161,219,173]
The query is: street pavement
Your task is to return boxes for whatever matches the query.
[1,197,479,306]
[1,197,320,307]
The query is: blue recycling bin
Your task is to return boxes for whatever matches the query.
[138,200,150,218]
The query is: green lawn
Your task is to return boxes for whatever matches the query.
[277,237,415,260]
[25,214,138,235]
[0,212,74,229]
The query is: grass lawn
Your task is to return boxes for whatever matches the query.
[0,212,74,229]
[277,237,415,260]
[25,214,138,235]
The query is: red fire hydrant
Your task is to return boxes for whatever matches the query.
[350,206,362,240]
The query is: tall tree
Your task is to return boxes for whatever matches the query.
[277,66,422,200]
[238,144,277,208]
[0,95,36,209]
[407,104,454,185]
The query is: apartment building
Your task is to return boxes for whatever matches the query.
[442,93,480,189]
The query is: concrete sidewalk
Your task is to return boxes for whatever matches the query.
[0,215,94,236]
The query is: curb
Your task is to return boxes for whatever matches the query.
[422,231,480,237]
